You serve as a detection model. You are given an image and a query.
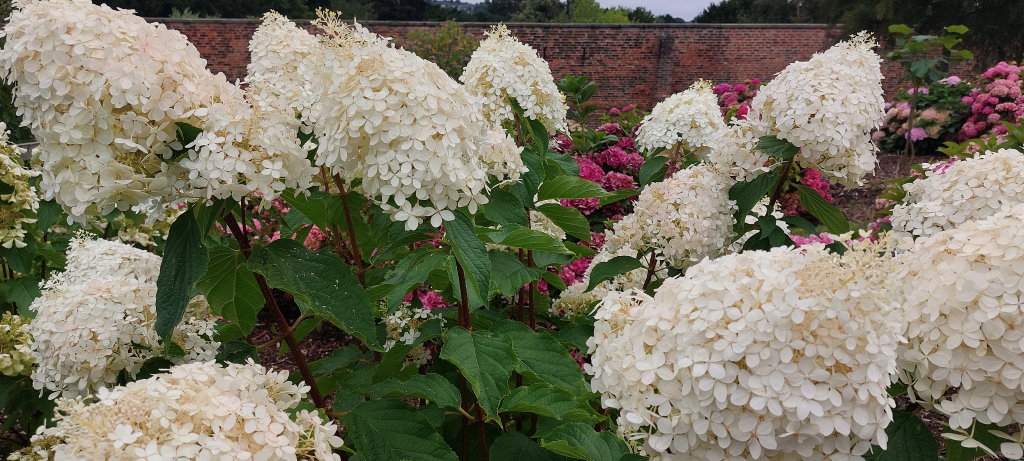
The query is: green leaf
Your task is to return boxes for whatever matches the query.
[586,255,644,291]
[888,24,914,35]
[383,249,447,312]
[490,251,543,296]
[343,400,458,461]
[248,239,380,350]
[484,189,528,227]
[500,384,582,419]
[729,169,779,223]
[497,320,586,393]
[537,203,591,240]
[280,189,342,232]
[945,24,968,35]
[639,155,670,186]
[541,271,567,291]
[35,200,62,231]
[537,176,609,201]
[216,340,258,364]
[598,189,638,207]
[782,215,818,234]
[196,247,262,338]
[494,228,574,255]
[0,235,35,274]
[541,422,632,461]
[438,327,516,421]
[755,135,799,160]
[863,410,938,460]
[310,346,364,376]
[944,422,1004,461]
[364,374,461,410]
[795,185,850,234]
[491,432,554,461]
[155,208,208,341]
[445,211,491,308]
[1,276,41,315]
[521,149,546,201]
[909,59,940,80]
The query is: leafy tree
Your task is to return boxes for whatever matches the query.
[94,0,312,18]
[405,21,479,79]
[328,0,377,19]
[511,0,565,22]
[567,0,628,23]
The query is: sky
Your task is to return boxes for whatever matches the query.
[458,0,720,21]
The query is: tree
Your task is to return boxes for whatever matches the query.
[511,0,565,22]
[94,0,312,18]
[567,0,628,23]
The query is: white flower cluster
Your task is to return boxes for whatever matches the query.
[246,12,323,120]
[14,360,342,460]
[636,80,726,158]
[0,0,239,219]
[588,243,902,460]
[28,236,219,398]
[891,149,1024,239]
[0,312,34,376]
[713,32,884,186]
[551,245,666,318]
[897,205,1024,436]
[383,304,444,367]
[604,164,736,270]
[0,123,40,248]
[706,118,772,182]
[461,24,568,134]
[309,13,498,230]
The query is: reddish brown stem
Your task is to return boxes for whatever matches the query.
[223,212,327,409]
[766,155,796,213]
[478,406,491,461]
[331,175,366,285]
[455,260,473,331]
[527,250,536,330]
[642,251,658,290]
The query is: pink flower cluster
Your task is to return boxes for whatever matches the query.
[712,78,762,120]
[960,62,1024,139]
[607,104,635,116]
[559,124,642,217]
[778,168,834,216]
[789,232,835,247]
[402,287,449,310]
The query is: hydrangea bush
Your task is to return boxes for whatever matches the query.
[3,2,1024,459]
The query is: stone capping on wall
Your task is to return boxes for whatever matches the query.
[150,17,840,29]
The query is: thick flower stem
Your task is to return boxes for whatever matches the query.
[477,406,491,461]
[766,155,797,213]
[223,212,327,410]
[331,175,366,285]
[642,251,658,290]
[455,260,473,331]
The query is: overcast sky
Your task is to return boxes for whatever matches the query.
[460,0,720,21]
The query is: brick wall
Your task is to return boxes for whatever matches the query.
[157,19,972,111]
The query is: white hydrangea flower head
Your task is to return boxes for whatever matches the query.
[179,84,320,202]
[0,0,241,219]
[246,11,323,119]
[897,205,1024,432]
[604,164,736,270]
[550,245,667,318]
[309,13,494,230]
[0,312,34,376]
[383,303,445,367]
[706,117,772,181]
[480,125,527,184]
[636,80,726,157]
[28,235,218,398]
[588,242,903,460]
[461,24,568,133]
[108,205,186,247]
[891,149,1024,239]
[749,32,884,186]
[0,123,40,248]
[19,360,343,460]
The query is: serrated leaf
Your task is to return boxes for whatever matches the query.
[863,410,938,460]
[729,169,779,223]
[155,208,208,341]
[364,374,461,410]
[343,399,458,461]
[497,320,587,393]
[500,384,582,419]
[538,176,610,201]
[796,185,850,234]
[484,189,528,227]
[34,200,62,231]
[1,276,41,315]
[541,271,567,291]
[586,255,644,291]
[756,135,799,160]
[490,251,543,296]
[310,346,364,376]
[537,203,591,240]
[782,215,818,234]
[541,422,632,461]
[446,211,491,308]
[215,340,258,364]
[491,432,553,461]
[280,189,342,232]
[196,247,262,338]
[248,239,380,350]
[438,327,516,421]
[639,155,670,186]
[0,235,35,273]
[383,248,447,312]
[598,189,637,207]
[494,228,574,254]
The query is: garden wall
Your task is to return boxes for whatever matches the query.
[157,19,975,111]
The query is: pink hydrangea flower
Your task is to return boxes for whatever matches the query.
[907,127,928,142]
[575,156,604,182]
[601,171,636,191]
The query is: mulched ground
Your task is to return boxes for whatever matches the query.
[831,153,946,224]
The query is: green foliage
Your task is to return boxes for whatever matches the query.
[863,410,939,460]
[568,0,629,23]
[154,206,208,341]
[886,24,972,84]
[586,255,644,291]
[405,21,478,80]
[557,75,599,123]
